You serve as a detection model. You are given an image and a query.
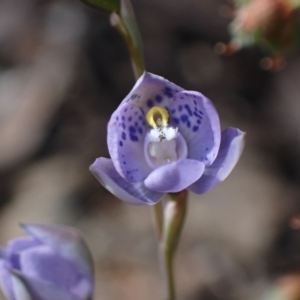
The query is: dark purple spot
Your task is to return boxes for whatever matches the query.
[180,114,188,123]
[155,95,163,103]
[116,116,119,121]
[179,105,183,112]
[193,111,202,118]
[187,121,191,128]
[193,100,197,105]
[124,108,128,112]
[131,94,137,99]
[130,134,138,142]
[134,122,138,127]
[197,119,201,125]
[199,110,203,115]
[142,121,146,125]
[123,161,126,164]
[206,147,209,151]
[184,105,193,116]
[147,99,154,108]
[193,126,199,132]
[119,141,123,147]
[122,123,126,130]
[164,87,173,98]
[129,126,136,133]
[171,109,176,114]
[173,117,180,124]
[128,116,132,122]
[122,132,126,140]
[138,127,143,134]
[134,112,138,115]
[138,116,143,120]
[122,116,125,121]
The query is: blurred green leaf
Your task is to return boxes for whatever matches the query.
[80,0,120,13]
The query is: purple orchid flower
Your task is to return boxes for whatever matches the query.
[0,224,94,300]
[90,72,245,205]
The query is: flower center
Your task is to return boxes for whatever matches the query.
[145,106,181,167]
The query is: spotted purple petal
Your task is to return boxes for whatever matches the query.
[107,103,152,182]
[90,157,164,205]
[144,159,205,193]
[121,72,183,115]
[188,127,245,194]
[169,91,221,166]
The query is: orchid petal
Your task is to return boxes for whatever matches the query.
[10,271,32,300]
[8,237,40,270]
[189,127,245,194]
[21,224,93,281]
[19,245,81,291]
[90,157,164,205]
[107,103,152,182]
[0,260,14,300]
[121,72,183,114]
[169,91,221,166]
[10,270,80,300]
[144,159,205,193]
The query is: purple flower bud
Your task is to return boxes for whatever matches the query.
[0,224,94,300]
[90,72,245,205]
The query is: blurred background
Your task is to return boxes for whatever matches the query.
[0,0,300,299]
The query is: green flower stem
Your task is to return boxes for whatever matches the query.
[110,0,145,79]
[153,200,164,240]
[161,190,188,300]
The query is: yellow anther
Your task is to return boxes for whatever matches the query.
[146,106,169,128]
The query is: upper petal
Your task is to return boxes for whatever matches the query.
[169,91,221,166]
[144,159,205,193]
[121,72,183,114]
[21,224,93,281]
[188,127,245,194]
[107,103,152,182]
[90,157,164,205]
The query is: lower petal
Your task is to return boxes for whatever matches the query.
[188,127,245,194]
[144,159,205,193]
[90,157,164,205]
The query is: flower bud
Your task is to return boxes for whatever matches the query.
[0,224,94,300]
